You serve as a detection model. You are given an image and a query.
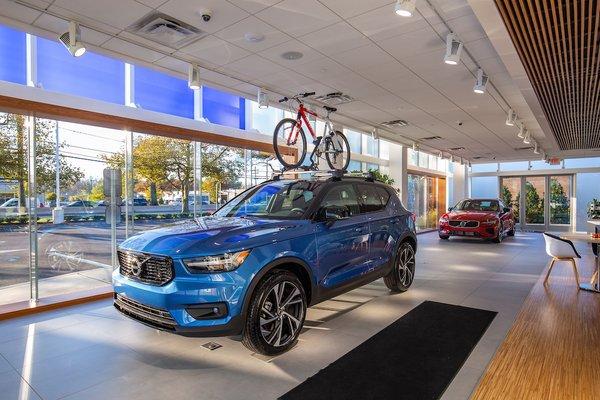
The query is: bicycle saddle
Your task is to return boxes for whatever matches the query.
[323,106,337,113]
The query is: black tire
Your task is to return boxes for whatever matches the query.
[493,229,502,243]
[439,234,449,240]
[273,118,306,169]
[325,130,351,171]
[508,228,515,236]
[242,271,306,356]
[384,241,416,292]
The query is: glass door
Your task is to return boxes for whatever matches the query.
[523,176,546,230]
[518,175,572,232]
[500,177,521,229]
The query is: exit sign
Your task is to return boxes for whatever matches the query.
[548,157,561,165]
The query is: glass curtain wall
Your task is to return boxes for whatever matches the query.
[0,112,33,305]
[407,173,446,230]
[500,177,521,226]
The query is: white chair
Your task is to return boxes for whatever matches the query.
[543,233,581,288]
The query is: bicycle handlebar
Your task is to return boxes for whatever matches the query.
[278,92,315,103]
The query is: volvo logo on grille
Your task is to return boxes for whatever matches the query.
[460,221,467,227]
[130,257,143,277]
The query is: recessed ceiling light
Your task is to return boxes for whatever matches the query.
[281,51,303,60]
[395,0,416,17]
[244,32,264,43]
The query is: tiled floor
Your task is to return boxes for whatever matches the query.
[0,232,567,400]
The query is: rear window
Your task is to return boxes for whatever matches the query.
[357,184,386,213]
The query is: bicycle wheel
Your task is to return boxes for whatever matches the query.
[273,118,307,169]
[325,130,351,171]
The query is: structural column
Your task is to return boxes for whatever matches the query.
[388,143,408,206]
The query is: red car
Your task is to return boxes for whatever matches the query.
[438,198,515,243]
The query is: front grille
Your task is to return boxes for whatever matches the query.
[118,250,174,286]
[449,220,479,228]
[114,294,176,331]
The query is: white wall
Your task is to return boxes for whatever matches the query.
[449,162,469,206]
[387,142,407,206]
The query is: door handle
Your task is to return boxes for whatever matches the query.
[390,218,400,224]
[355,227,366,233]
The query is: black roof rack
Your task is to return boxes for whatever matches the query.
[270,168,376,183]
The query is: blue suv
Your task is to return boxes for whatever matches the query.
[113,175,417,355]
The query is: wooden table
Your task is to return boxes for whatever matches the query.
[550,232,600,293]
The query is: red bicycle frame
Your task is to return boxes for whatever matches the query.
[288,103,318,145]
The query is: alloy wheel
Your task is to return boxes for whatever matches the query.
[397,244,415,286]
[259,281,305,348]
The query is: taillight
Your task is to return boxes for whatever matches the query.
[410,213,416,223]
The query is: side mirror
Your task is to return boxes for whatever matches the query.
[319,205,350,222]
[503,207,511,213]
[448,206,453,212]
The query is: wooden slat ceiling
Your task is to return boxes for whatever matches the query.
[495,0,600,151]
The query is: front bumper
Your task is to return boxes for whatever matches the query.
[439,223,498,238]
[112,259,252,337]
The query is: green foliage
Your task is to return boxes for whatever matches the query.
[501,185,519,220]
[549,178,569,224]
[522,181,544,224]
[350,169,395,185]
[0,115,84,207]
[102,137,243,212]
[588,198,600,219]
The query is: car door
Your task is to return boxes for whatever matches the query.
[356,184,394,271]
[315,183,371,289]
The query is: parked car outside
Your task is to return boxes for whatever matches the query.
[66,200,95,207]
[439,198,515,243]
[0,198,19,208]
[113,176,417,355]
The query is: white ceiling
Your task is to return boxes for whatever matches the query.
[1,0,593,162]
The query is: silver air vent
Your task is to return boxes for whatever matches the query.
[127,12,206,49]
[314,92,355,105]
[380,119,409,128]
[421,136,442,141]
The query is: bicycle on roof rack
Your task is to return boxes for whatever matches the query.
[273,92,351,172]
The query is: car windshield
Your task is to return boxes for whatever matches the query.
[455,199,499,212]
[214,180,320,219]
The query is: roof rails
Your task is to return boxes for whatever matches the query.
[271,168,375,183]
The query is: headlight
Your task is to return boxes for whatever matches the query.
[183,250,251,273]
[439,217,448,223]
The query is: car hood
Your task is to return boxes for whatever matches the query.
[119,216,312,257]
[448,210,499,221]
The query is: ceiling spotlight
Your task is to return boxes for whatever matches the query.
[517,123,526,139]
[257,88,269,109]
[523,130,531,144]
[188,64,201,90]
[468,160,472,167]
[412,142,417,151]
[473,68,488,94]
[438,151,443,159]
[59,21,86,57]
[443,33,463,65]
[506,109,517,126]
[372,128,379,140]
[244,32,265,43]
[281,51,303,60]
[395,0,416,17]
[533,142,540,154]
